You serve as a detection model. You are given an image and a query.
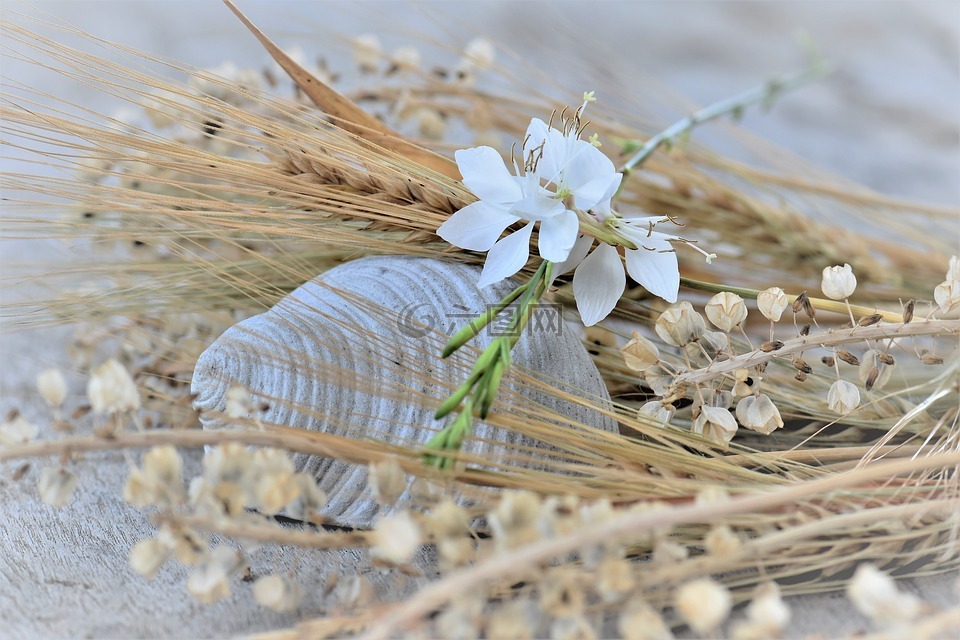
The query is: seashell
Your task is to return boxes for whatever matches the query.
[192,256,616,528]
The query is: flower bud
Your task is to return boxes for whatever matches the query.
[37,369,68,408]
[821,264,857,300]
[87,359,140,415]
[655,301,706,347]
[827,379,860,414]
[757,287,789,322]
[622,331,660,372]
[705,292,748,332]
[934,278,960,314]
[692,406,738,446]
[352,34,382,73]
[675,578,732,635]
[735,394,784,435]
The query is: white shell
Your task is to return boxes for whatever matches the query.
[192,256,616,528]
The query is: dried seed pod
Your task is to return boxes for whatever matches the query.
[827,379,860,414]
[792,291,815,319]
[705,292,748,332]
[792,357,812,374]
[757,287,789,322]
[795,371,807,382]
[837,349,860,366]
[799,324,811,336]
[760,340,784,353]
[902,299,915,324]
[864,367,880,391]
[876,352,895,366]
[921,354,944,365]
[821,356,836,367]
[857,313,883,327]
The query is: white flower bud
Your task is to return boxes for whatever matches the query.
[37,369,68,408]
[847,563,920,624]
[638,401,674,425]
[352,34,382,72]
[947,255,960,281]
[622,331,660,372]
[371,511,422,564]
[705,524,740,556]
[462,37,495,70]
[38,466,78,507]
[745,582,790,633]
[821,264,857,300]
[225,385,253,419]
[87,359,140,415]
[827,379,860,414]
[655,301,706,347]
[756,287,789,322]
[390,46,421,72]
[705,292,748,332]
[692,406,738,446]
[934,278,960,314]
[735,394,783,435]
[675,578,732,635]
[187,546,242,604]
[0,415,39,446]
[254,574,304,613]
[368,458,407,505]
[129,538,170,579]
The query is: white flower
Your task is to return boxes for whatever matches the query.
[821,263,857,300]
[439,107,621,289]
[559,216,679,326]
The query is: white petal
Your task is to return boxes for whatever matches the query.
[572,172,622,211]
[455,147,522,204]
[537,210,580,263]
[624,234,679,303]
[552,234,594,280]
[565,142,614,182]
[510,191,565,222]
[477,222,534,288]
[572,243,625,326]
[437,201,517,251]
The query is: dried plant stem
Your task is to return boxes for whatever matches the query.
[356,451,960,640]
[153,513,369,549]
[618,60,830,175]
[680,277,904,323]
[672,319,960,387]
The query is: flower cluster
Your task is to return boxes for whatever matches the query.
[439,94,693,326]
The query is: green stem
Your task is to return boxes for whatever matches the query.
[616,59,830,191]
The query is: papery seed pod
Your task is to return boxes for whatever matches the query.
[795,371,807,382]
[859,351,894,390]
[821,264,857,300]
[799,324,811,336]
[622,331,660,372]
[921,354,944,365]
[902,300,915,324]
[858,314,883,327]
[793,357,812,374]
[735,394,783,435]
[837,349,860,366]
[36,369,68,408]
[792,291,816,320]
[705,292,748,332]
[655,301,706,347]
[827,379,860,414]
[876,352,895,366]
[821,356,836,367]
[760,340,783,352]
[756,287,789,322]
